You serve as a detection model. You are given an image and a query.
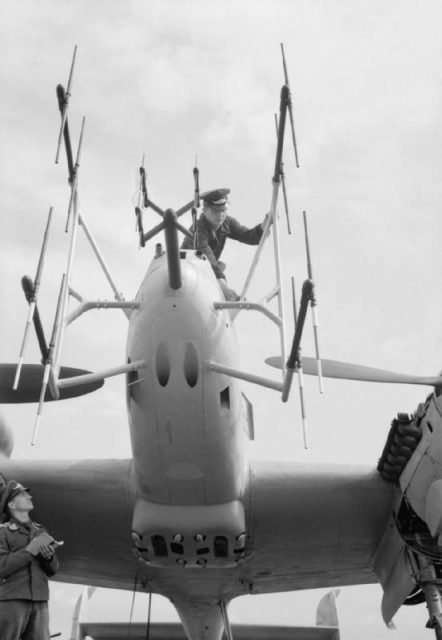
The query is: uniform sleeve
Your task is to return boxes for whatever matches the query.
[227,217,263,245]
[0,528,32,578]
[187,223,225,279]
[39,553,59,577]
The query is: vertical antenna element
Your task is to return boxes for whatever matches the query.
[192,159,200,250]
[280,43,300,168]
[65,116,86,233]
[55,46,78,164]
[32,273,66,446]
[140,155,148,208]
[274,113,291,234]
[14,207,53,390]
[135,155,147,248]
[303,210,323,393]
[291,276,308,448]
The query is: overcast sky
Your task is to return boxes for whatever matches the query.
[1,0,442,638]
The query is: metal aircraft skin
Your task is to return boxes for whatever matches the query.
[3,51,442,640]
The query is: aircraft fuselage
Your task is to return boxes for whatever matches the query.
[126,250,249,569]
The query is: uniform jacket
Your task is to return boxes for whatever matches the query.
[0,518,59,601]
[182,214,263,279]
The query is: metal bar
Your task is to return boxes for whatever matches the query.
[145,198,164,217]
[214,301,282,327]
[56,84,75,180]
[275,113,291,234]
[32,273,66,445]
[193,164,200,250]
[20,276,49,362]
[286,279,313,369]
[175,199,194,218]
[273,85,290,183]
[259,285,280,305]
[240,82,289,302]
[142,220,165,243]
[55,45,78,164]
[206,360,283,392]
[66,117,86,232]
[291,276,298,324]
[303,210,323,392]
[290,275,308,442]
[297,366,308,448]
[282,279,313,402]
[14,208,53,389]
[271,178,288,378]
[53,190,82,373]
[175,221,193,240]
[281,42,300,168]
[140,160,148,208]
[57,359,145,389]
[79,214,127,312]
[66,300,140,325]
[135,206,146,248]
[240,185,277,301]
[68,287,83,303]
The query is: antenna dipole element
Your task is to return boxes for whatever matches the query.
[280,43,300,169]
[32,273,66,446]
[274,113,291,235]
[55,46,78,164]
[13,207,54,390]
[303,210,323,392]
[192,160,200,250]
[65,116,86,233]
[291,276,308,448]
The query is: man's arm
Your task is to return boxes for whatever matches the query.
[183,223,226,279]
[0,528,32,578]
[227,217,263,245]
[39,552,59,577]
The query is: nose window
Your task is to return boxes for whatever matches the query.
[156,342,171,387]
[183,343,199,388]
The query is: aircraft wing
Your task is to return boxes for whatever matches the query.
[244,460,394,593]
[0,458,393,597]
[0,458,137,590]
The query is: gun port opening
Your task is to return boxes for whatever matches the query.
[151,535,168,557]
[171,542,184,555]
[214,536,228,558]
[220,387,230,412]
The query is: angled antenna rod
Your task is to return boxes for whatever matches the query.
[291,276,308,447]
[32,273,66,446]
[140,155,148,208]
[55,46,78,164]
[135,155,147,248]
[274,113,291,234]
[281,42,300,168]
[303,210,323,392]
[273,85,290,184]
[192,158,200,249]
[13,207,53,389]
[66,116,86,232]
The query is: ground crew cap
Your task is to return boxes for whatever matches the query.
[202,188,230,208]
[0,478,29,516]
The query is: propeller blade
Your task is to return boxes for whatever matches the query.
[265,356,442,387]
